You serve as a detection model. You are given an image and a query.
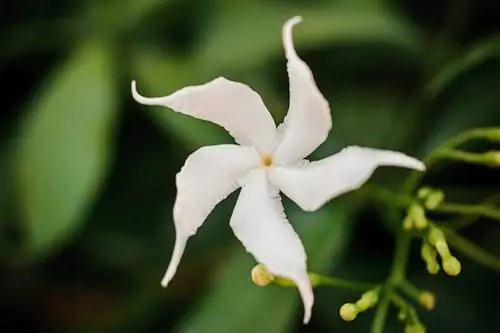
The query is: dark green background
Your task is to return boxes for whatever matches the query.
[1,0,500,332]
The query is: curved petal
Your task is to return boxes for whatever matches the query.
[131,78,277,154]
[161,144,259,287]
[270,146,425,212]
[274,16,332,165]
[230,169,313,324]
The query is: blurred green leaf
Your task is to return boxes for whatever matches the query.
[198,3,421,73]
[421,60,500,155]
[132,50,228,149]
[177,201,353,332]
[15,41,117,258]
[426,34,500,99]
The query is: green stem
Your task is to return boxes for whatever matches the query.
[432,203,500,221]
[434,127,500,148]
[390,293,421,325]
[370,232,411,333]
[314,275,376,291]
[362,185,415,208]
[432,149,499,166]
[444,193,500,229]
[399,280,422,301]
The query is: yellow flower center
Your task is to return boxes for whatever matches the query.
[262,155,273,167]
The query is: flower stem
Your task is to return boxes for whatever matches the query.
[444,193,500,229]
[370,232,411,333]
[362,185,415,209]
[432,202,500,221]
[314,275,376,291]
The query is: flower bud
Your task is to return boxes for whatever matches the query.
[418,187,445,209]
[424,190,445,210]
[421,243,440,274]
[398,310,407,321]
[405,324,426,333]
[428,227,445,246]
[484,151,500,166]
[443,256,461,276]
[339,303,358,321]
[434,239,451,258]
[355,290,379,311]
[403,215,414,230]
[417,187,432,200]
[409,204,428,230]
[251,264,274,286]
[418,291,436,310]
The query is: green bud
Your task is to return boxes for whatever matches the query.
[428,227,445,246]
[339,303,358,321]
[421,243,440,274]
[409,204,428,230]
[424,190,445,209]
[405,324,427,333]
[419,291,436,310]
[251,264,274,286]
[434,239,451,258]
[355,290,379,311]
[417,187,432,200]
[443,256,462,276]
[403,215,414,230]
[484,151,500,167]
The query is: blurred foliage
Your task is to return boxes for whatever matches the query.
[1,0,500,332]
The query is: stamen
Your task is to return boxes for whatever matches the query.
[262,155,273,167]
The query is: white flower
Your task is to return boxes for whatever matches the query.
[131,16,425,324]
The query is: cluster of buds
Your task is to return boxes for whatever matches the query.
[339,289,379,322]
[403,188,446,231]
[418,187,445,210]
[403,204,428,230]
[422,226,461,276]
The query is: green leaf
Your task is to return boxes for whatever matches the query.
[421,60,500,156]
[197,2,421,73]
[176,201,353,332]
[131,50,228,149]
[15,41,117,258]
[425,34,500,99]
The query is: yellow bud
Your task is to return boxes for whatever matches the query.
[443,256,461,276]
[417,187,432,200]
[339,303,358,321]
[409,205,427,230]
[355,291,379,311]
[405,324,426,333]
[428,227,445,246]
[434,239,451,258]
[403,216,414,230]
[425,190,445,209]
[485,151,500,166]
[251,264,274,286]
[421,243,440,274]
[419,291,436,310]
[426,262,440,275]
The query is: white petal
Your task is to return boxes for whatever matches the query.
[161,144,259,287]
[230,169,313,324]
[131,78,277,154]
[274,16,332,165]
[270,146,425,212]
